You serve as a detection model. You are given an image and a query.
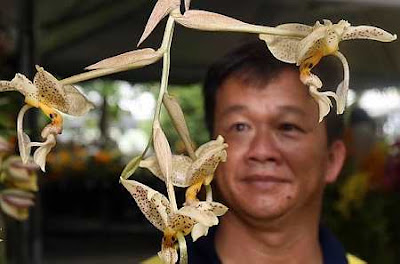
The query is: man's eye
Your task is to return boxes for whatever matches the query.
[230,123,249,132]
[280,123,302,132]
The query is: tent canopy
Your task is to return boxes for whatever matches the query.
[1,0,399,90]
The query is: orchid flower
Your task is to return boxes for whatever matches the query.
[1,156,39,192]
[121,178,227,263]
[0,65,94,168]
[0,188,35,221]
[260,20,397,121]
[140,136,227,204]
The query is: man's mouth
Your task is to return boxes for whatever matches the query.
[241,175,291,190]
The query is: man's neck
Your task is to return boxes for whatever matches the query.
[215,210,323,264]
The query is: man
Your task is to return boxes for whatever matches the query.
[185,41,364,264]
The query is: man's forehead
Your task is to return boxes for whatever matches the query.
[216,73,316,116]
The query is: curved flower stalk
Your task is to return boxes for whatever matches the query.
[120,178,227,263]
[140,136,228,204]
[260,20,397,121]
[0,66,94,169]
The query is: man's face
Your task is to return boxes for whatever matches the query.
[213,69,340,221]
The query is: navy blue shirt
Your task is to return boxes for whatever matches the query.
[186,226,348,264]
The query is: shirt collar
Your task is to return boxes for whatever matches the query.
[187,225,348,264]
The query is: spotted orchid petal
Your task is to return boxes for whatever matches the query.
[177,205,218,227]
[34,66,95,116]
[158,246,178,264]
[9,73,40,107]
[296,26,327,66]
[85,48,163,70]
[259,23,312,64]
[342,25,397,42]
[0,189,35,221]
[189,139,227,185]
[168,213,196,236]
[138,0,180,46]
[120,178,170,231]
[140,155,192,187]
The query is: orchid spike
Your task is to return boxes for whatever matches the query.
[121,178,227,263]
[260,20,396,121]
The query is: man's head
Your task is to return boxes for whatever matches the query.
[203,41,346,222]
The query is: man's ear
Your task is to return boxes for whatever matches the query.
[325,140,346,183]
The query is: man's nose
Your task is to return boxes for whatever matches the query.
[246,129,281,165]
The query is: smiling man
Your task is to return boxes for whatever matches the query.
[185,41,365,264]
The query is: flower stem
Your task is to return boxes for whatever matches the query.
[152,15,178,212]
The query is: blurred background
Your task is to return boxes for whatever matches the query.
[0,0,399,263]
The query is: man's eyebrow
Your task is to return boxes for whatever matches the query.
[220,105,247,117]
[277,105,307,116]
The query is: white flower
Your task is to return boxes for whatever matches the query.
[260,20,397,121]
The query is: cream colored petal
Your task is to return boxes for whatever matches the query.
[0,189,35,221]
[194,201,229,217]
[140,155,192,187]
[4,156,38,182]
[168,213,196,235]
[18,132,31,165]
[194,135,226,158]
[176,232,188,264]
[10,73,39,107]
[177,205,218,227]
[342,26,397,42]
[60,84,95,116]
[184,0,191,12]
[174,10,255,32]
[191,223,209,242]
[296,27,326,65]
[163,93,196,159]
[334,51,349,115]
[0,137,12,154]
[120,178,170,231]
[188,144,227,185]
[153,120,173,184]
[158,247,178,264]
[138,0,180,46]
[300,72,323,89]
[309,85,337,122]
[34,66,94,116]
[259,23,311,64]
[0,80,17,92]
[33,134,57,172]
[85,48,163,70]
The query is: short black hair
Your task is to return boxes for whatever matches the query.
[203,40,344,145]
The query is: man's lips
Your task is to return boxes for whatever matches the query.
[241,175,291,184]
